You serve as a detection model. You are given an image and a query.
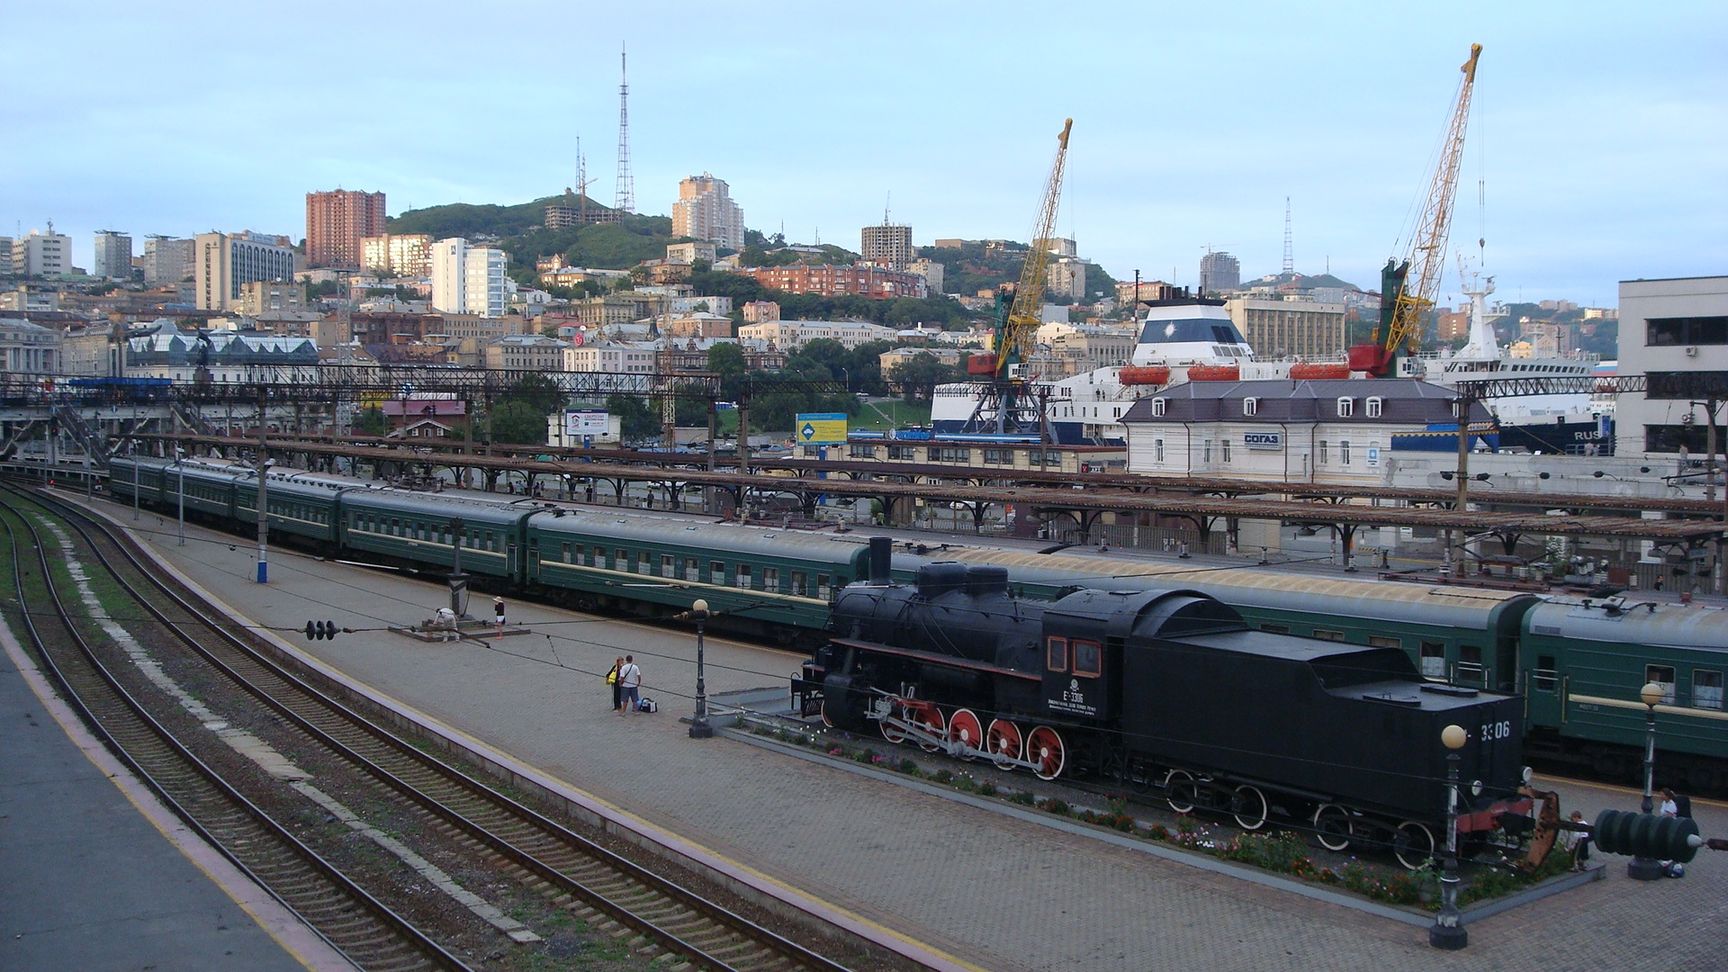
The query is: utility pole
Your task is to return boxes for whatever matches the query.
[256,385,270,584]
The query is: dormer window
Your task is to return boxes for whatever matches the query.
[1337,397,1354,418]
[1365,396,1383,418]
[1151,398,1167,417]
[1243,397,1258,417]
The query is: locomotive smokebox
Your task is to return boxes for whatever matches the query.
[868,536,892,585]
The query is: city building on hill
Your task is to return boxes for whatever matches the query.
[0,318,60,375]
[360,233,432,277]
[564,340,658,374]
[142,236,194,286]
[306,189,386,268]
[879,345,964,374]
[0,236,11,275]
[539,266,631,289]
[1048,256,1087,300]
[12,228,71,278]
[745,264,927,299]
[430,238,507,317]
[664,312,732,339]
[93,231,133,280]
[1032,322,1134,377]
[671,173,744,250]
[861,223,913,269]
[566,292,659,329]
[195,231,296,311]
[1042,238,1078,258]
[237,279,308,315]
[1614,275,1728,458]
[908,258,944,294]
[1224,296,1346,360]
[667,241,717,264]
[483,333,568,371]
[1200,250,1241,293]
[1116,280,1181,308]
[743,299,780,323]
[126,327,319,383]
[737,318,896,351]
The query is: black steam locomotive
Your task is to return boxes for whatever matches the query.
[802,539,1533,866]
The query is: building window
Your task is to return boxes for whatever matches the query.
[1151,398,1167,417]
[1318,440,1329,464]
[1366,397,1383,418]
[1337,397,1354,417]
[1341,440,1352,465]
[1154,438,1165,463]
[1202,439,1213,463]
[1646,664,1676,704]
[888,446,918,460]
[1695,670,1723,710]
[848,444,877,459]
[1646,315,1728,346]
[1222,439,1232,463]
[983,448,1011,465]
[1243,397,1258,416]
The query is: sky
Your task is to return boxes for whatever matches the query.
[3,1,1723,309]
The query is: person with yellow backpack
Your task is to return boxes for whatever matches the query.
[607,657,623,711]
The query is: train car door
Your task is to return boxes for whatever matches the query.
[1523,652,1564,728]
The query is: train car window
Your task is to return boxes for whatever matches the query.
[737,564,753,589]
[1046,637,1069,673]
[1419,641,1445,679]
[1645,665,1676,704]
[1369,635,1401,650]
[592,546,603,566]
[1072,639,1101,677]
[661,554,674,576]
[763,567,779,592]
[1260,623,1289,634]
[1694,670,1723,710]
[560,543,571,563]
[611,548,624,570]
[685,558,699,582]
[791,570,807,596]
[817,574,832,598]
[636,553,650,575]
[710,560,724,583]
[1312,629,1345,642]
[1457,645,1485,687]
[1534,655,1558,691]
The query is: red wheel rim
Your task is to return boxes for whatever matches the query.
[914,706,945,753]
[1027,725,1066,781]
[987,719,1023,769]
[948,708,983,760]
[880,699,908,744]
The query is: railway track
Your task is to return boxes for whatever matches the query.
[0,484,866,972]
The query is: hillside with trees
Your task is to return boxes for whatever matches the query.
[914,241,1117,303]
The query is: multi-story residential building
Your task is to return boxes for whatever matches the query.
[1032,322,1134,377]
[567,292,659,329]
[1200,250,1242,293]
[564,341,659,373]
[1223,296,1346,360]
[306,189,387,268]
[429,238,507,317]
[1614,275,1728,458]
[743,300,780,323]
[0,237,12,275]
[737,319,897,351]
[658,295,731,316]
[1042,237,1078,258]
[238,279,308,315]
[93,231,134,280]
[539,266,631,289]
[908,258,944,295]
[671,173,744,250]
[0,318,60,375]
[1048,256,1087,300]
[663,312,732,339]
[195,231,296,311]
[666,241,717,265]
[745,265,927,300]
[359,233,432,277]
[861,224,913,269]
[12,228,71,278]
[483,333,568,371]
[142,236,194,285]
[1116,280,1180,308]
[58,321,131,377]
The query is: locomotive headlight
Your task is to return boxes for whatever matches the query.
[1471,779,1484,797]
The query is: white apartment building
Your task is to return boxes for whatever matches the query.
[737,319,897,351]
[666,241,717,264]
[142,236,194,285]
[564,341,659,373]
[430,238,507,317]
[1614,275,1728,459]
[12,229,71,278]
[1224,296,1347,360]
[671,173,744,250]
[93,230,133,280]
[194,231,296,310]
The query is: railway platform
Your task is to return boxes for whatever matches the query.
[0,621,349,970]
[24,489,1728,971]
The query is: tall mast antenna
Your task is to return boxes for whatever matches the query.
[1282,196,1294,275]
[614,44,635,214]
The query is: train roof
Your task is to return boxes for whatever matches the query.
[340,488,535,526]
[527,510,871,563]
[1179,631,1500,710]
[1524,599,1728,653]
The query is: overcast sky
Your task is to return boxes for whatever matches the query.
[3,1,1722,307]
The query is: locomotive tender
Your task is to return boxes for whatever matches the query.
[809,539,1530,864]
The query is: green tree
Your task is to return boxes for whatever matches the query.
[888,353,957,403]
[707,343,748,402]
[605,394,660,442]
[504,374,565,414]
[488,400,548,444]
[355,408,387,436]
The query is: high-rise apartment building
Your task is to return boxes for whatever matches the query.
[194,231,296,310]
[430,238,507,318]
[1048,256,1088,300]
[360,233,433,277]
[306,189,387,268]
[861,223,913,269]
[0,238,13,276]
[12,228,71,278]
[671,173,744,250]
[1223,296,1345,360]
[1200,250,1241,293]
[93,231,134,280]
[142,236,195,286]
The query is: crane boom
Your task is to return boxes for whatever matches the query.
[1350,44,1482,378]
[1000,117,1074,376]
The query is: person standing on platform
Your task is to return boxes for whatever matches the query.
[618,655,642,717]
[607,656,624,711]
[493,596,506,638]
[1660,788,1679,817]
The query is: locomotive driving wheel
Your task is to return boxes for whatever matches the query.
[879,699,909,745]
[1230,785,1269,831]
[946,708,984,761]
[1026,726,1066,781]
[987,719,1023,769]
[1312,804,1353,852]
[1392,821,1436,871]
[911,704,946,753]
[1164,769,1199,814]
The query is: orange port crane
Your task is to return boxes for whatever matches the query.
[1348,44,1483,378]
[962,117,1073,436]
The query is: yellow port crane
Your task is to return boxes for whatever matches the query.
[963,117,1073,436]
[1349,44,1483,378]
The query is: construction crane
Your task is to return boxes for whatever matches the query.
[1348,44,1483,378]
[962,117,1074,436]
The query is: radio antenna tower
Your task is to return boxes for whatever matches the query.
[576,136,592,224]
[613,44,635,215]
[1282,196,1294,275]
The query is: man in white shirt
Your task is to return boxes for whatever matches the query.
[618,655,642,717]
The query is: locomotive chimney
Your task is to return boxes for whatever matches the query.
[868,536,892,585]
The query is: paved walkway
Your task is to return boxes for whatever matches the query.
[63,495,1728,970]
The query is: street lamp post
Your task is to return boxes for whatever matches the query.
[688,598,713,739]
[1628,680,1667,880]
[132,440,140,521]
[175,449,185,546]
[1430,723,1468,950]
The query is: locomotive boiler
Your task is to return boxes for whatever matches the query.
[804,539,1532,865]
